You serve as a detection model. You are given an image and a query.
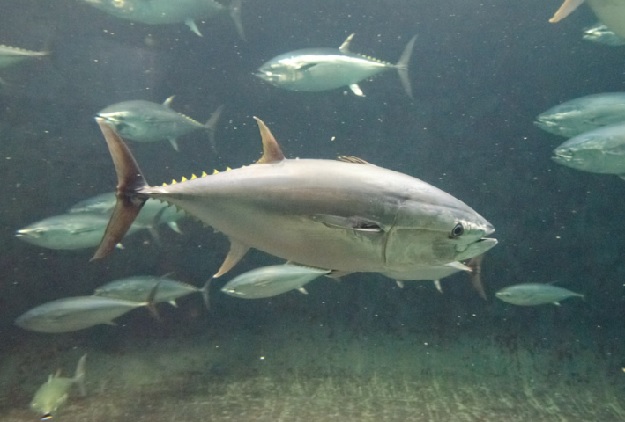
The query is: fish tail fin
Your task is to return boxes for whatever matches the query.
[204,105,224,153]
[73,354,87,397]
[396,35,417,99]
[201,278,213,310]
[229,0,245,41]
[91,119,148,260]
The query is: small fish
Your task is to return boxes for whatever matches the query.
[82,0,244,38]
[221,264,330,299]
[31,354,87,420]
[15,283,160,333]
[256,33,417,98]
[552,122,625,179]
[583,23,625,46]
[68,192,184,234]
[535,92,625,138]
[0,45,48,70]
[97,98,223,151]
[495,283,584,306]
[16,213,147,250]
[94,275,211,309]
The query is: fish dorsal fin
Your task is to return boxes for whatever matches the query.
[339,33,355,53]
[163,96,175,108]
[253,117,285,164]
[337,155,369,164]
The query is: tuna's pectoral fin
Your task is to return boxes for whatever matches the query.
[312,214,383,233]
[213,239,250,278]
[185,19,202,36]
[92,119,147,260]
[349,84,365,97]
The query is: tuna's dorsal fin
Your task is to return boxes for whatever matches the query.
[213,238,250,278]
[253,117,285,164]
[163,96,175,108]
[168,137,180,152]
[339,33,355,53]
[337,155,370,164]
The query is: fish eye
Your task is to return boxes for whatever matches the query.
[450,222,464,238]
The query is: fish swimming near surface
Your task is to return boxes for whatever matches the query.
[96,98,223,151]
[15,283,160,333]
[552,122,625,179]
[82,0,244,39]
[221,264,331,299]
[31,354,87,420]
[92,116,496,284]
[256,33,417,98]
[69,192,185,234]
[583,23,625,46]
[94,275,211,309]
[16,213,151,251]
[495,283,584,306]
[535,92,625,138]
[0,45,48,69]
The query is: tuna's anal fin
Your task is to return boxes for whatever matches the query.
[205,104,224,154]
[213,239,250,278]
[253,117,285,164]
[92,119,148,260]
[349,84,365,97]
[73,354,87,397]
[185,19,202,36]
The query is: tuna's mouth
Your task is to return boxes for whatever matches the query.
[552,150,573,163]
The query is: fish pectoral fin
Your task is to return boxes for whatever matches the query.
[337,155,370,164]
[185,19,202,36]
[213,239,250,278]
[297,63,317,71]
[349,84,365,97]
[70,227,98,235]
[312,214,383,233]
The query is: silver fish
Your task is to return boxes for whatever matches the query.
[82,0,244,39]
[256,33,417,98]
[0,45,48,69]
[96,98,223,151]
[583,23,625,46]
[69,192,184,234]
[31,354,87,419]
[95,275,210,308]
[535,92,625,137]
[15,291,157,333]
[221,264,330,299]
[552,122,625,178]
[15,213,150,250]
[495,283,584,306]
[92,116,496,283]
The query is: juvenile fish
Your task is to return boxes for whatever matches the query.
[535,92,625,138]
[31,354,87,420]
[97,98,223,151]
[552,122,625,179]
[583,23,625,46]
[15,284,159,333]
[95,275,211,309]
[495,283,584,306]
[221,264,330,299]
[256,34,417,98]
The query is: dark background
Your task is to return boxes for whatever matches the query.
[0,0,622,370]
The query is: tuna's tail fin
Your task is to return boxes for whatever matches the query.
[229,0,245,41]
[205,105,224,154]
[396,35,417,99]
[73,354,87,397]
[91,119,147,260]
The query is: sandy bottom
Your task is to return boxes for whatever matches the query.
[2,318,624,422]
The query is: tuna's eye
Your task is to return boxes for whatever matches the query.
[450,223,464,238]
